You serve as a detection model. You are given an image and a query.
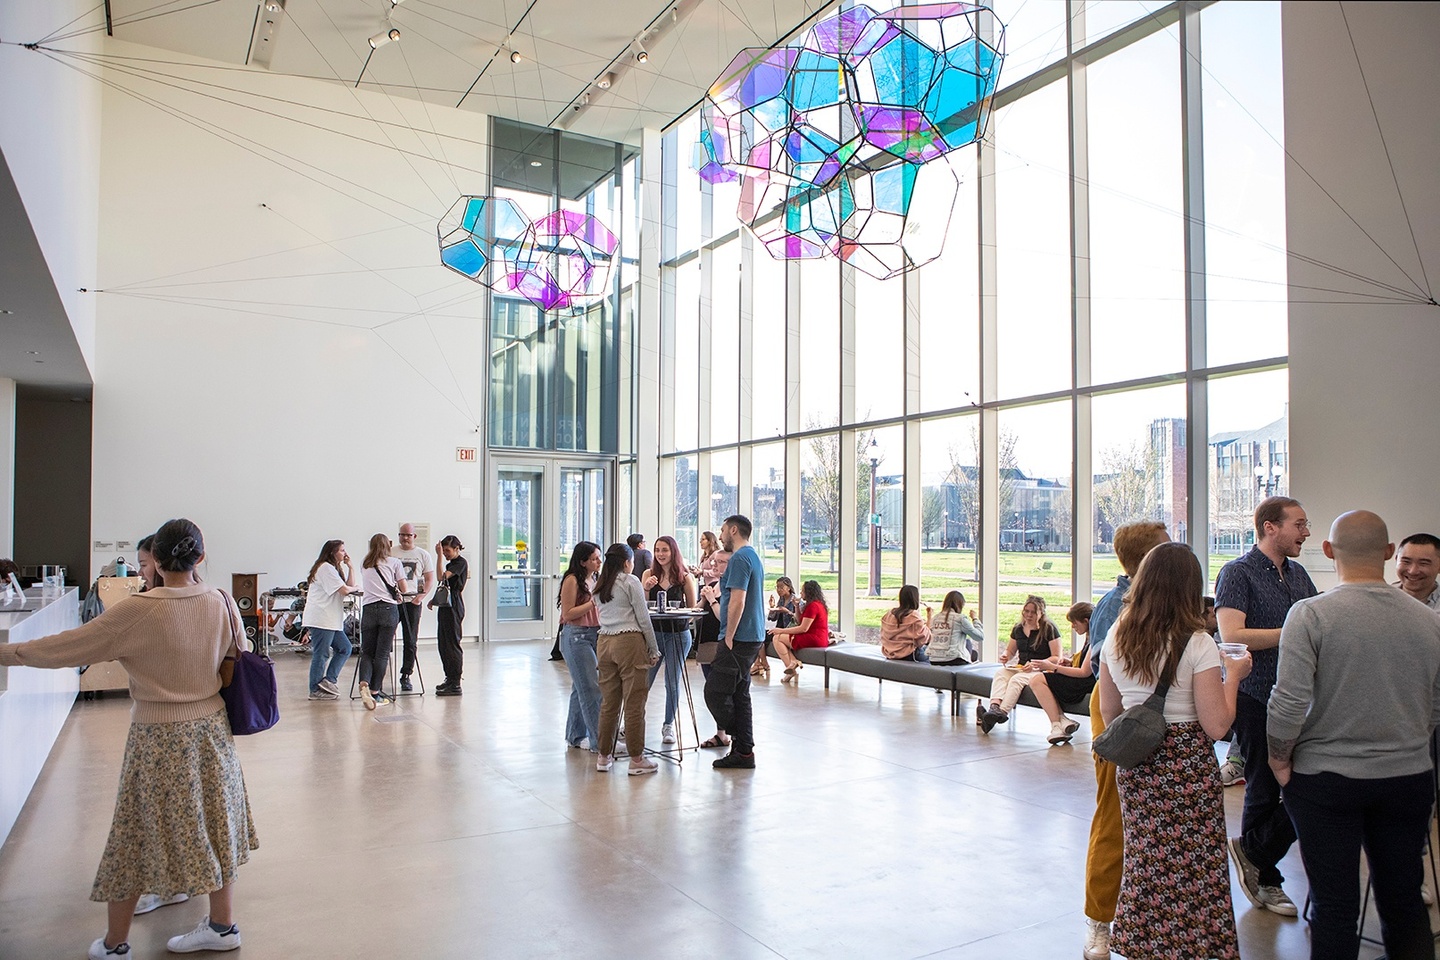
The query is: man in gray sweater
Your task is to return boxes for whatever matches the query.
[1268,510,1440,960]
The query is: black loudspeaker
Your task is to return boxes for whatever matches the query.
[241,616,260,644]
[231,573,262,614]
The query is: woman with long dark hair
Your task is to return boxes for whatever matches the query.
[0,518,259,957]
[880,584,932,661]
[301,539,361,701]
[135,535,162,591]
[559,541,604,748]
[927,590,983,665]
[593,543,660,775]
[357,533,412,710]
[432,536,468,695]
[766,580,829,682]
[1098,542,1251,960]
[639,535,696,744]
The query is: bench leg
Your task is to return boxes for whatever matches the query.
[824,665,830,689]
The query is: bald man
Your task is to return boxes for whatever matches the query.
[1269,511,1440,960]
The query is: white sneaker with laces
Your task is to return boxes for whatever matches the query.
[1255,884,1299,917]
[134,892,189,915]
[1048,718,1080,745]
[628,756,658,776]
[166,916,241,953]
[662,723,676,744]
[596,754,614,772]
[1083,917,1111,959]
[359,682,375,711]
[1219,756,1246,787]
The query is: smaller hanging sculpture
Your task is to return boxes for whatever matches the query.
[695,3,1005,279]
[437,196,619,311]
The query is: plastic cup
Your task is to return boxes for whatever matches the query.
[1218,642,1247,659]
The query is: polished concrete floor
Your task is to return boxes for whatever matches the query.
[0,640,1408,959]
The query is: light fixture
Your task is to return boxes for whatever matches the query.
[529,160,543,167]
[596,71,615,89]
[510,48,522,63]
[633,39,648,63]
[265,1,279,10]
[369,27,400,48]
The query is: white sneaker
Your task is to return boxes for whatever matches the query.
[359,682,375,711]
[596,754,614,772]
[166,917,241,953]
[1048,718,1079,745]
[628,756,659,776]
[1255,884,1299,917]
[317,678,340,696]
[134,892,189,915]
[662,723,676,744]
[1219,756,1246,787]
[1083,917,1111,959]
[88,938,130,959]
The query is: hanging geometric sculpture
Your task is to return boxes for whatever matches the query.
[436,197,617,311]
[695,2,1005,278]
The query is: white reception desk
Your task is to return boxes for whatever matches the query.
[0,587,82,847]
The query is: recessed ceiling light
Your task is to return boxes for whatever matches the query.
[529,160,543,167]
[26,350,39,355]
[0,309,12,315]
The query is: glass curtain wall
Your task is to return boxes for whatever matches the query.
[657,0,1287,646]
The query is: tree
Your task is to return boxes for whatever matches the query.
[922,487,944,547]
[949,424,1019,549]
[1095,439,1155,539]
[803,429,842,572]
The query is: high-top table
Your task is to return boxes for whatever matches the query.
[0,586,82,847]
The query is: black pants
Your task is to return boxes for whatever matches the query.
[397,601,421,677]
[703,641,762,754]
[359,602,400,693]
[1232,690,1298,885]
[436,605,463,686]
[1285,769,1434,960]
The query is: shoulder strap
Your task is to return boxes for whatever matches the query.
[218,589,242,658]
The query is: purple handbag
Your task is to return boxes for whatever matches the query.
[220,590,280,735]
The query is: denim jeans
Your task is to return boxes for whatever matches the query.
[703,641,761,754]
[307,627,351,691]
[647,628,692,725]
[1285,769,1434,960]
[561,625,600,747]
[359,601,400,693]
[1232,691,1297,885]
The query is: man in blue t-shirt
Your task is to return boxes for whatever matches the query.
[699,514,765,769]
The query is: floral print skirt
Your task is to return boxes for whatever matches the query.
[90,708,259,902]
[1113,720,1239,960]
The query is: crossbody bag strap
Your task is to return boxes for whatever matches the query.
[218,589,242,659]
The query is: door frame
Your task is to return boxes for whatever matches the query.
[482,452,614,641]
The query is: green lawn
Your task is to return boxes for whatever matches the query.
[758,548,1239,642]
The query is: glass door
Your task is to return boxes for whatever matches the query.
[486,457,612,640]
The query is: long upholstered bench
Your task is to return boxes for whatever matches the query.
[790,643,1090,719]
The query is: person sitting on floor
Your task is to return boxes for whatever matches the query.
[977,594,1061,733]
[1027,601,1094,745]
[879,585,932,661]
[927,590,984,665]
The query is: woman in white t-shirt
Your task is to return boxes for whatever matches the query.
[1098,542,1252,960]
[357,534,412,710]
[301,540,362,701]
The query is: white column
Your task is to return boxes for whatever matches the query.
[637,127,665,536]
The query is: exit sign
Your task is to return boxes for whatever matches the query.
[456,447,477,462]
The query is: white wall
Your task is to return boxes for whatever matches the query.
[0,1,101,371]
[1284,2,1440,587]
[91,43,490,634]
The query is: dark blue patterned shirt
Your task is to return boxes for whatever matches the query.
[1214,546,1318,701]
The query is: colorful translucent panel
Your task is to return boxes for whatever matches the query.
[693,2,1004,278]
[436,198,617,311]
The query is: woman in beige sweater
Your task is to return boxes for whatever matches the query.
[0,518,258,959]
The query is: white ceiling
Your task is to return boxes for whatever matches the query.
[106,0,833,145]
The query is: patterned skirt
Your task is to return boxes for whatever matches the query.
[1112,721,1239,960]
[91,708,259,902]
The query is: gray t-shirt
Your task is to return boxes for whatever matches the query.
[1269,582,1440,779]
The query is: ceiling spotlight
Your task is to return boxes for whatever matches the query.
[265,1,280,10]
[634,39,648,63]
[369,27,400,48]
[529,160,543,167]
[596,71,615,89]
[510,47,522,64]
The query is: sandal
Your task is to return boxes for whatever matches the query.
[700,734,731,749]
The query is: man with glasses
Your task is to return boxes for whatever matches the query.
[393,523,436,692]
[1215,496,1318,917]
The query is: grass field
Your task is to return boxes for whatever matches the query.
[761,548,1239,641]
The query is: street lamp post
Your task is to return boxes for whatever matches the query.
[868,437,881,597]
[1254,464,1284,498]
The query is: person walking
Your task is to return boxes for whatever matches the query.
[1099,542,1252,960]
[431,536,468,695]
[0,518,259,959]
[302,539,361,701]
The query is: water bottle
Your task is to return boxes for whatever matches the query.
[115,557,128,578]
